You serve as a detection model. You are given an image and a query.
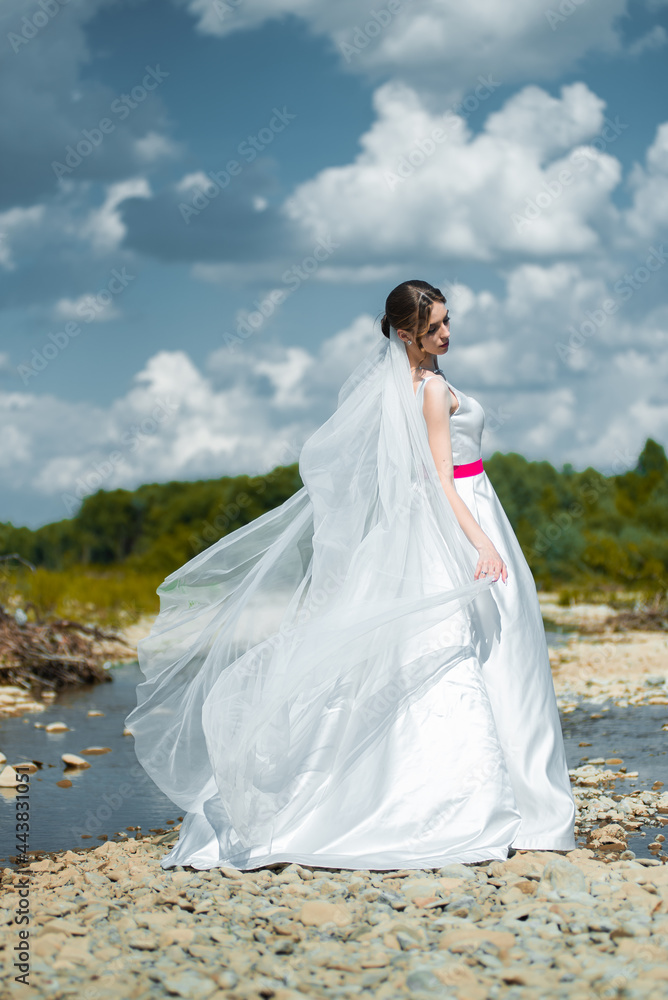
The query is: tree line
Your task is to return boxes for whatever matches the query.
[1,438,666,592]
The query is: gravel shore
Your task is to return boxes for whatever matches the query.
[1,597,667,997]
[539,596,668,711]
[3,841,668,999]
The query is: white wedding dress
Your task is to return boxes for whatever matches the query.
[125,341,576,872]
[415,374,576,852]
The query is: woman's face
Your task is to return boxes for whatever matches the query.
[418,301,450,357]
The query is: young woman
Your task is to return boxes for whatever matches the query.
[126,279,576,871]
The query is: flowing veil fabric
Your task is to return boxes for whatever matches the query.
[125,327,498,856]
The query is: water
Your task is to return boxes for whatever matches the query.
[0,661,178,869]
[561,701,668,858]
[1,634,666,869]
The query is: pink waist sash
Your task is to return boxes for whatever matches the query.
[453,458,484,479]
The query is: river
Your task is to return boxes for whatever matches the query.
[1,627,666,868]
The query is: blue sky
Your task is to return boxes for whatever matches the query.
[1,0,667,528]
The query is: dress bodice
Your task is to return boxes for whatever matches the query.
[415,373,485,465]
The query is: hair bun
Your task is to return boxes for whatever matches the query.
[381,314,391,338]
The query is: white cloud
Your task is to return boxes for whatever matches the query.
[53,295,121,323]
[3,274,667,525]
[441,265,668,471]
[79,177,152,253]
[522,387,578,451]
[182,0,313,39]
[316,313,381,384]
[0,423,32,469]
[0,391,88,485]
[177,0,628,97]
[206,312,380,405]
[504,262,602,318]
[623,122,668,241]
[0,204,45,270]
[628,24,667,56]
[283,80,622,263]
[176,171,212,193]
[21,317,382,512]
[134,131,183,164]
[20,345,318,512]
[483,83,606,161]
[315,264,403,284]
[0,0,174,210]
[254,347,315,408]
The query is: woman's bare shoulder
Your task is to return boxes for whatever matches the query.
[421,374,449,396]
[420,375,450,426]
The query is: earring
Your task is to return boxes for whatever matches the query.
[407,340,412,344]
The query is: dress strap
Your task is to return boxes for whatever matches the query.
[416,373,444,390]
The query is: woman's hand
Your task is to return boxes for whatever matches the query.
[474,541,508,583]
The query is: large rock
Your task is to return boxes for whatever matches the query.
[588,823,628,851]
[537,857,586,898]
[298,901,352,927]
[439,926,515,959]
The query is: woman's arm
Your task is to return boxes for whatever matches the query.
[421,377,507,583]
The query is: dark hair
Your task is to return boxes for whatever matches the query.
[381,280,446,352]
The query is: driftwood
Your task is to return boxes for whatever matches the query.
[606,605,668,632]
[575,593,668,634]
[0,606,134,691]
[0,553,36,572]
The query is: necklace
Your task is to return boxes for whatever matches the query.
[410,363,443,374]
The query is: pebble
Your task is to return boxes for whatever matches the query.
[0,685,45,717]
[0,765,20,787]
[2,837,668,999]
[61,753,90,768]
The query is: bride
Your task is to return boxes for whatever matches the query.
[125,278,576,871]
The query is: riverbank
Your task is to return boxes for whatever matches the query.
[537,595,668,710]
[2,841,668,999]
[2,596,667,718]
[0,613,154,717]
[2,598,668,996]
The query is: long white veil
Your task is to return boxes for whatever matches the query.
[125,326,497,855]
